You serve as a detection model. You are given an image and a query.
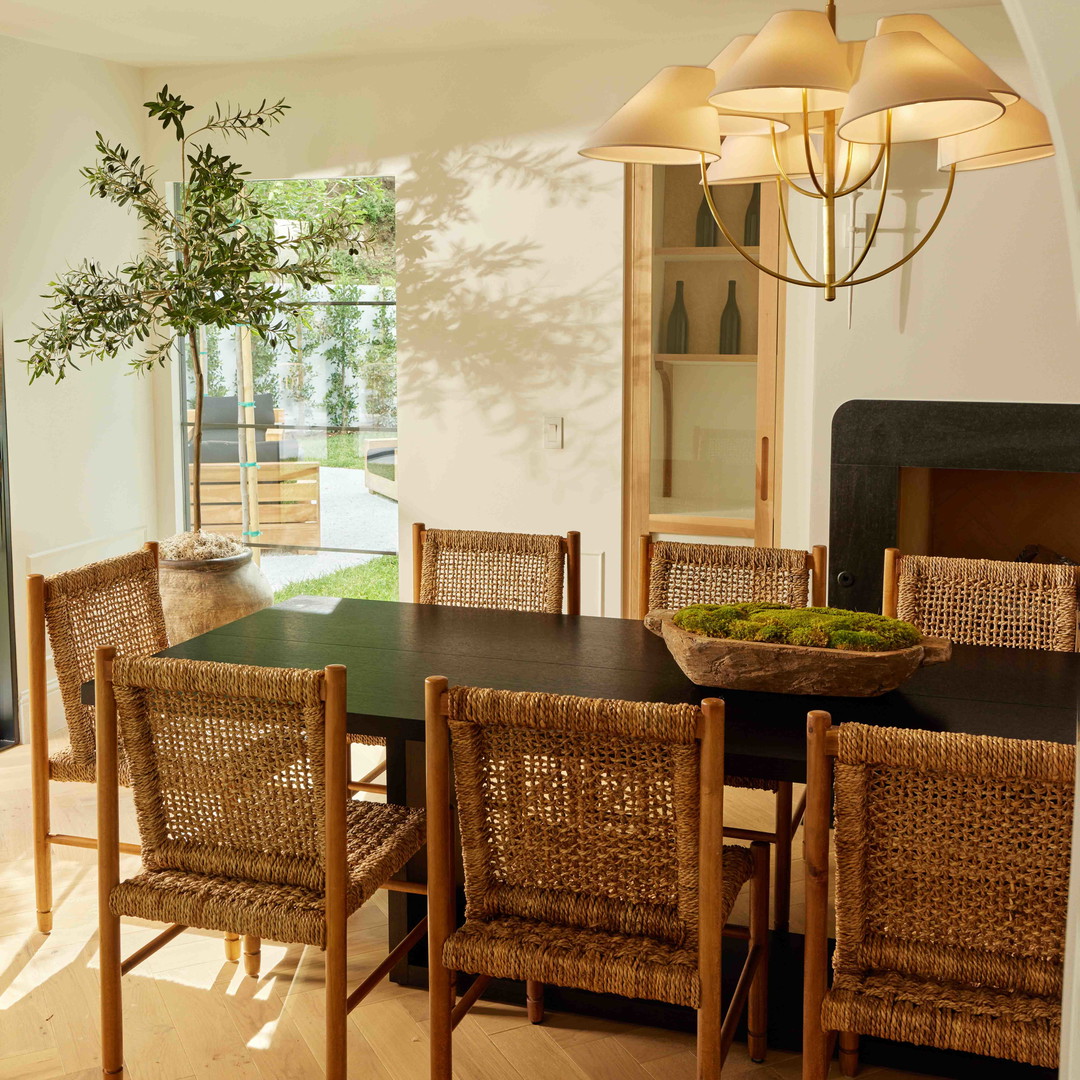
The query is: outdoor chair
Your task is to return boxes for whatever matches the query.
[27,543,168,935]
[639,535,829,932]
[413,523,581,615]
[96,652,427,1080]
[882,548,1080,651]
[802,714,1073,1077]
[425,679,770,1080]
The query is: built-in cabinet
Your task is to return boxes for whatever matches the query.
[622,164,786,615]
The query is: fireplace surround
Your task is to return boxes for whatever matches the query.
[828,399,1080,612]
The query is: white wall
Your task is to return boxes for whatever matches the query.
[140,41,699,615]
[0,35,158,730]
[777,5,1080,552]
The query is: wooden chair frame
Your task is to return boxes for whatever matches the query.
[801,709,847,1080]
[637,536,828,933]
[412,523,581,615]
[95,650,427,1080]
[425,677,770,1080]
[28,542,157,937]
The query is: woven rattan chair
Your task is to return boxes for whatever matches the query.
[425,679,770,1080]
[640,537,827,618]
[413,523,581,615]
[27,543,169,935]
[882,548,1080,651]
[802,713,1073,1078]
[95,651,427,1080]
[639,535,828,932]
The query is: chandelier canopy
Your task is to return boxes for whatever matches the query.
[579,2,1054,299]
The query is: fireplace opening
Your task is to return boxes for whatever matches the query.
[898,468,1080,566]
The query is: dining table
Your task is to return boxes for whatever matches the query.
[85,595,1077,1080]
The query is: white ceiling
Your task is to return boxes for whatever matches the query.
[0,0,997,67]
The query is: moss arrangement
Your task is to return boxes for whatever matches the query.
[672,602,922,652]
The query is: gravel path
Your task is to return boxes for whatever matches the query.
[259,465,397,591]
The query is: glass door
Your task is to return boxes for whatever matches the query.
[178,177,399,604]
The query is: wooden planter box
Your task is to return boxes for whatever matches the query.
[190,461,321,548]
[645,609,951,697]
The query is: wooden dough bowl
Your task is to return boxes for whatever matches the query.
[645,609,952,697]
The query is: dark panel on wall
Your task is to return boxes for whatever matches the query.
[828,464,899,611]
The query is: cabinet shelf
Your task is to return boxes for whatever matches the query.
[654,246,759,260]
[654,353,757,364]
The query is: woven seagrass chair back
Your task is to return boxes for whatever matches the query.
[893,554,1079,651]
[419,528,568,614]
[833,723,1074,999]
[645,541,811,615]
[446,686,703,948]
[43,547,169,776]
[111,656,329,891]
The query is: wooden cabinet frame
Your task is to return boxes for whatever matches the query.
[621,164,786,616]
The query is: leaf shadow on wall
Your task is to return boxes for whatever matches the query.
[389,143,623,468]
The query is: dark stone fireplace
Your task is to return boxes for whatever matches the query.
[828,399,1080,612]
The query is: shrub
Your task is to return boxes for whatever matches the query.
[672,602,922,652]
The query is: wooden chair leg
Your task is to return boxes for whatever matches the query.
[748,841,770,1063]
[839,1032,860,1076]
[100,909,124,1076]
[28,574,53,935]
[31,748,53,934]
[243,936,261,978]
[773,781,793,933]
[224,932,241,963]
[526,980,545,1024]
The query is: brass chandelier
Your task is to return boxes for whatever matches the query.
[580,2,1054,299]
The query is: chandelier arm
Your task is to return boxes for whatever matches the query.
[838,137,854,191]
[844,164,957,288]
[700,155,827,288]
[769,123,823,200]
[775,179,823,284]
[835,143,887,198]
[835,127,892,286]
[801,93,828,198]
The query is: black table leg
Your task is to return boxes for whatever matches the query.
[388,736,428,985]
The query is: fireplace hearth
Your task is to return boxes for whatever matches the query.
[829,400,1080,612]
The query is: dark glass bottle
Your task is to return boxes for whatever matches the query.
[719,280,741,354]
[743,184,761,247]
[665,280,689,354]
[695,191,718,247]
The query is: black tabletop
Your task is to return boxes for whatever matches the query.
[133,596,1080,784]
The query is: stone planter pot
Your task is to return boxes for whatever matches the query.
[645,609,951,697]
[158,550,273,645]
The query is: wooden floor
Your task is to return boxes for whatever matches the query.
[0,739,943,1080]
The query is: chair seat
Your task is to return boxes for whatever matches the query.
[111,801,424,948]
[725,774,780,793]
[49,745,131,786]
[822,972,1062,1069]
[442,844,755,1009]
[347,732,386,748]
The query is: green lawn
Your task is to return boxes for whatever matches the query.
[273,555,399,604]
[297,431,396,471]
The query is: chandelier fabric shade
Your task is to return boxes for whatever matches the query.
[708,37,791,135]
[838,31,1004,144]
[875,14,1018,105]
[708,10,852,114]
[705,131,816,184]
[579,66,722,165]
[938,98,1055,171]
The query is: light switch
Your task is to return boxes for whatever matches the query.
[543,416,564,449]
